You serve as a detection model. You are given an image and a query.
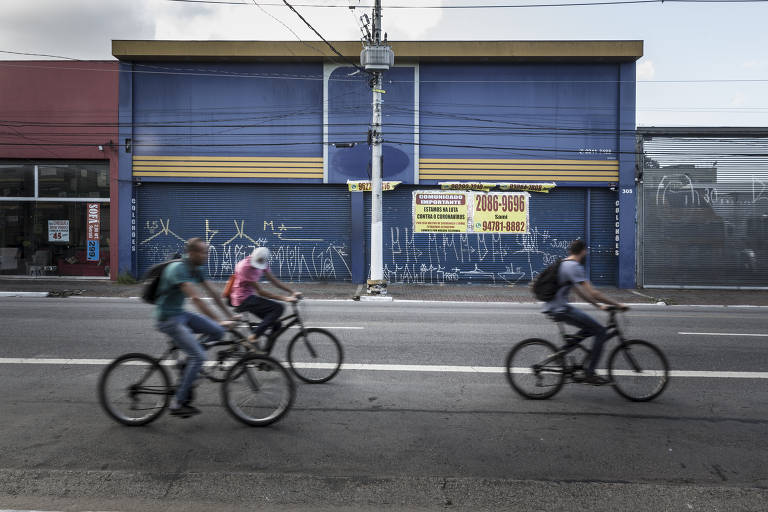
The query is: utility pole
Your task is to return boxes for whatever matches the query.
[360,0,393,295]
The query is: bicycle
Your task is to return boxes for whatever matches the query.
[212,296,344,384]
[98,326,296,427]
[505,306,670,402]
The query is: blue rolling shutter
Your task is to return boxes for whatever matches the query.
[136,184,352,281]
[589,188,618,285]
[364,186,588,284]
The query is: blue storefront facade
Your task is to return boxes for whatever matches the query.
[114,40,640,287]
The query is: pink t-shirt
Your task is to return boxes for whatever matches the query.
[230,258,268,307]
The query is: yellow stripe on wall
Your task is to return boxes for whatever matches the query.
[133,155,322,162]
[132,155,323,179]
[419,158,619,183]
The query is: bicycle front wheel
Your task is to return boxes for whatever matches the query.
[287,328,344,383]
[608,339,670,402]
[98,353,171,426]
[505,339,565,400]
[221,354,295,426]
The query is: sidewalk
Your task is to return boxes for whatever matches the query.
[1,277,768,305]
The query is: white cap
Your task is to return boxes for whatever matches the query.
[250,247,270,269]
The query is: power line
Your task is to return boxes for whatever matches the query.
[280,0,369,74]
[2,55,767,85]
[165,0,768,8]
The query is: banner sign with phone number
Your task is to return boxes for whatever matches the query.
[439,182,555,193]
[86,202,100,261]
[413,190,530,234]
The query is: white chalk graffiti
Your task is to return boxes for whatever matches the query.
[381,226,583,285]
[139,217,351,282]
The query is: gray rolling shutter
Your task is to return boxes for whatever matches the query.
[136,183,352,281]
[641,135,768,288]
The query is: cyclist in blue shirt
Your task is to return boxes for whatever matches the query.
[156,238,236,417]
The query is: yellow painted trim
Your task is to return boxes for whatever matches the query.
[421,175,618,182]
[133,155,322,162]
[133,168,322,174]
[133,162,323,173]
[133,172,323,178]
[420,158,618,165]
[113,40,643,61]
[420,170,618,176]
[419,164,619,171]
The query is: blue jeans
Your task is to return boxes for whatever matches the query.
[157,312,225,404]
[552,305,609,375]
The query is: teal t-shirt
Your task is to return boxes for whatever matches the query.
[155,259,206,320]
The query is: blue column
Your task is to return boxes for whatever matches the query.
[617,62,637,288]
[117,61,135,277]
[350,192,365,284]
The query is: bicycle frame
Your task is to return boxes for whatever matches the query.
[537,310,628,373]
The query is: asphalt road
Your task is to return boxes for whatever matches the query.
[1,298,768,511]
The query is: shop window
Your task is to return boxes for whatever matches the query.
[38,163,109,198]
[0,163,35,197]
[0,201,111,276]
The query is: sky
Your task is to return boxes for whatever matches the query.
[0,0,766,127]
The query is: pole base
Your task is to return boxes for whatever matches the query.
[366,279,388,296]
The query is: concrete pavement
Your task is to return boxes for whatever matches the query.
[1,299,768,510]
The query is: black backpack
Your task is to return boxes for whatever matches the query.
[531,259,564,302]
[141,259,185,304]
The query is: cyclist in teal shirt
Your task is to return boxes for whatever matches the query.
[156,238,236,417]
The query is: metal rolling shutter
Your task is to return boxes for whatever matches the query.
[589,188,618,285]
[364,186,588,284]
[136,183,352,281]
[641,135,768,288]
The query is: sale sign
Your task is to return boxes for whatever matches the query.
[413,192,469,233]
[48,220,70,242]
[86,203,100,261]
[472,192,529,234]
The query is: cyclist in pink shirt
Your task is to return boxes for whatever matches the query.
[230,247,300,351]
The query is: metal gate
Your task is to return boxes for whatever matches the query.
[364,186,616,285]
[136,183,352,281]
[639,129,768,288]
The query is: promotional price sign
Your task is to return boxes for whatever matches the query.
[472,192,529,234]
[413,192,469,233]
[48,220,70,242]
[86,202,100,261]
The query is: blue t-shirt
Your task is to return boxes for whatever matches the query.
[545,259,587,313]
[155,259,206,320]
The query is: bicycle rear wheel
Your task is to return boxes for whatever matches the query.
[505,339,565,400]
[221,354,295,426]
[608,339,669,402]
[98,353,171,426]
[287,328,344,383]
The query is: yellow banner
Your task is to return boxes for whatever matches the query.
[471,192,530,234]
[413,192,470,233]
[439,182,495,192]
[439,181,555,193]
[347,180,401,192]
[497,182,556,193]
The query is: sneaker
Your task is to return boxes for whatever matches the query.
[583,374,611,386]
[170,404,201,418]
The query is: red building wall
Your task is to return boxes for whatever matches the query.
[0,61,120,279]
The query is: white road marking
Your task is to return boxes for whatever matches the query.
[679,332,768,337]
[1,358,767,379]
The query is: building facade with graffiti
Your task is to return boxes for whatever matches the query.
[113,40,640,287]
